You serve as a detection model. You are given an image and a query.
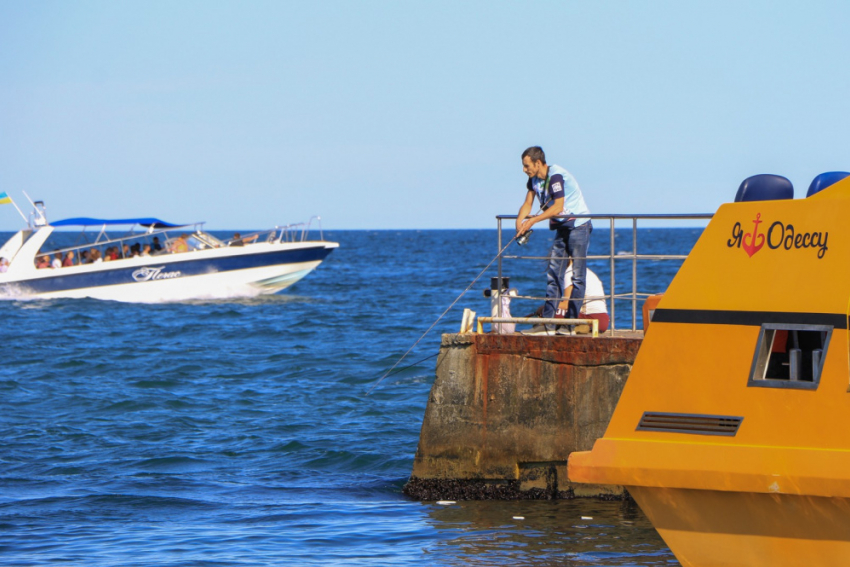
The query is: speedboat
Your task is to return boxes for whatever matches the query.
[569,172,850,566]
[0,201,338,302]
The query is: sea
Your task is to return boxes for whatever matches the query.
[0,226,705,566]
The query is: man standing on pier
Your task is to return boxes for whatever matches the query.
[516,146,592,335]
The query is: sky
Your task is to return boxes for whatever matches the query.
[1,1,849,230]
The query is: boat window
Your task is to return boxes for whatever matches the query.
[748,324,831,390]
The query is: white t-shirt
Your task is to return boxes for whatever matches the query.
[563,266,607,315]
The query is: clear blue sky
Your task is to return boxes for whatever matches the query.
[1,1,849,230]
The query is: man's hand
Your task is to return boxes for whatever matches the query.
[516,191,535,234]
[517,196,566,236]
[517,216,537,236]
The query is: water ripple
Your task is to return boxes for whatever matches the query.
[0,229,694,565]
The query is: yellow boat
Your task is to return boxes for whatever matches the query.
[569,172,850,567]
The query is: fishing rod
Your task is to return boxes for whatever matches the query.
[367,198,556,395]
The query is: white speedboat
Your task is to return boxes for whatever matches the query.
[0,202,338,302]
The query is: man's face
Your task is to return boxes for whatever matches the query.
[522,156,546,179]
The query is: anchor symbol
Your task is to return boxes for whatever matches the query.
[742,213,765,257]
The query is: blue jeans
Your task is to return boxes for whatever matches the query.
[543,222,592,320]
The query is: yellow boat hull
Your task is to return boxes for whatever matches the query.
[568,174,850,566]
[630,486,850,567]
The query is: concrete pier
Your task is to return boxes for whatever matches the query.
[404,332,642,500]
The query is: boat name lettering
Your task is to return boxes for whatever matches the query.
[132,266,183,282]
[727,213,828,259]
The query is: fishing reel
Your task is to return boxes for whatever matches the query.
[516,230,533,246]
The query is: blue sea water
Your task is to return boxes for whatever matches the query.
[0,228,703,566]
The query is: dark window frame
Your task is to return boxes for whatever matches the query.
[747,323,832,390]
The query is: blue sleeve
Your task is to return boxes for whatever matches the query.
[526,178,533,192]
[548,174,565,199]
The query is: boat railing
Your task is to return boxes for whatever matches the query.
[37,215,327,265]
[495,213,713,332]
[275,216,324,243]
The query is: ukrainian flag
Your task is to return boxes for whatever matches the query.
[0,192,12,205]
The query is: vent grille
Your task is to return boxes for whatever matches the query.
[637,412,743,436]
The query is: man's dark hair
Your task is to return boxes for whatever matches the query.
[521,146,546,164]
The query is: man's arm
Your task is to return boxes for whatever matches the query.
[516,190,536,233]
[518,196,565,235]
[519,172,571,234]
[558,284,575,311]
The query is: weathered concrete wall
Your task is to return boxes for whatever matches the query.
[404,332,642,500]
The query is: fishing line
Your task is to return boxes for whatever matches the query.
[367,198,554,395]
[366,235,518,395]
[379,351,440,382]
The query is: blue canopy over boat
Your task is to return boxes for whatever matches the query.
[51,217,188,228]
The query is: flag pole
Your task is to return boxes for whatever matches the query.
[21,191,44,226]
[0,192,28,224]
[10,200,27,224]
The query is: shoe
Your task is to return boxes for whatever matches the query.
[557,325,574,336]
[522,324,556,336]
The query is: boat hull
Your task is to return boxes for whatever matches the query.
[629,485,850,567]
[0,242,337,302]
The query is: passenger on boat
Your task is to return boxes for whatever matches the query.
[51,252,62,269]
[152,236,163,252]
[141,244,151,257]
[517,146,592,335]
[80,250,90,264]
[122,244,131,258]
[0,258,8,273]
[90,249,102,263]
[130,243,141,257]
[62,251,75,267]
[36,255,51,269]
[231,233,258,246]
[170,234,189,253]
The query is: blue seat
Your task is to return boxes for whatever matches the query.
[806,171,850,197]
[734,174,794,203]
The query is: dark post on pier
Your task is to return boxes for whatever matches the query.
[403,213,709,500]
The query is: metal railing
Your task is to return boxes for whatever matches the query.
[496,213,713,332]
[477,316,599,337]
[41,227,198,261]
[275,216,324,243]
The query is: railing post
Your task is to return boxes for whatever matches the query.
[497,217,503,318]
[632,217,637,331]
[609,217,616,332]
